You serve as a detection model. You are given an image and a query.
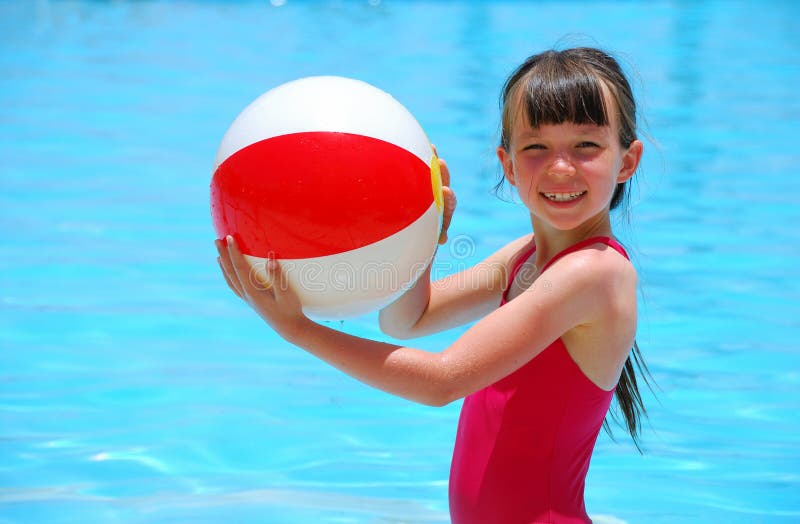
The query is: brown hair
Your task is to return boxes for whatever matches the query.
[499,47,652,450]
[499,47,639,210]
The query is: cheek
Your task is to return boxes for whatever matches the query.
[581,157,619,187]
[511,160,540,192]
[514,155,546,179]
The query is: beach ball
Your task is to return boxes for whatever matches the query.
[211,76,443,319]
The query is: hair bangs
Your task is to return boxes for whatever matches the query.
[521,66,609,129]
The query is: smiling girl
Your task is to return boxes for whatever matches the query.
[216,47,651,523]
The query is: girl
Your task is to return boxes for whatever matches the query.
[216,47,649,524]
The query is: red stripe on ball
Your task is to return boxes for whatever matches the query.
[211,131,433,259]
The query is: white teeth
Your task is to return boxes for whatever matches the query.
[543,191,586,202]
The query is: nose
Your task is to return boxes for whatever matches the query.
[549,153,576,177]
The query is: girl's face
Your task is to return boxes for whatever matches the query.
[497,89,642,232]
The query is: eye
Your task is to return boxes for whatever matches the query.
[577,141,600,148]
[522,143,546,151]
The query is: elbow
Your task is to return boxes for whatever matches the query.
[430,384,464,407]
[417,362,463,408]
[378,311,418,340]
[422,392,459,408]
[380,325,414,341]
[415,389,457,408]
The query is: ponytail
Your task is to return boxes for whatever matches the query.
[604,341,654,452]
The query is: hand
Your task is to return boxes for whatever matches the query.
[215,236,309,341]
[433,146,456,245]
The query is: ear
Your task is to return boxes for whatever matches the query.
[617,139,643,184]
[496,146,516,186]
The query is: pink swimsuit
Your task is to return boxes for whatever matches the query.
[449,236,629,524]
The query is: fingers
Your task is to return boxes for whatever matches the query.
[217,256,244,299]
[431,144,450,187]
[431,144,455,245]
[216,239,245,298]
[225,235,267,296]
[220,235,281,297]
[252,259,275,292]
[439,157,450,188]
[263,259,286,300]
[215,237,306,332]
[216,236,267,299]
[224,236,246,287]
[439,186,457,245]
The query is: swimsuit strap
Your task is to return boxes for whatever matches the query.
[540,235,629,273]
[501,236,629,304]
[508,241,538,284]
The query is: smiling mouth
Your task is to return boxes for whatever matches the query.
[542,191,587,202]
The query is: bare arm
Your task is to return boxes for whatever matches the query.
[216,236,627,407]
[378,234,533,338]
[378,154,531,339]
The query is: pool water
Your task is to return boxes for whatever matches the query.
[2,1,799,523]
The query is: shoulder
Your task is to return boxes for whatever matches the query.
[548,240,636,287]
[547,243,638,387]
[531,241,637,323]
[543,242,638,332]
[480,234,534,276]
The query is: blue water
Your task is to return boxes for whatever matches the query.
[2,1,799,522]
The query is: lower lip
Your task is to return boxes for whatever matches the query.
[541,192,586,208]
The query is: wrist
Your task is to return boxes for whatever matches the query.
[279,315,317,346]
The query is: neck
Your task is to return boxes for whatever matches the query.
[529,213,614,267]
